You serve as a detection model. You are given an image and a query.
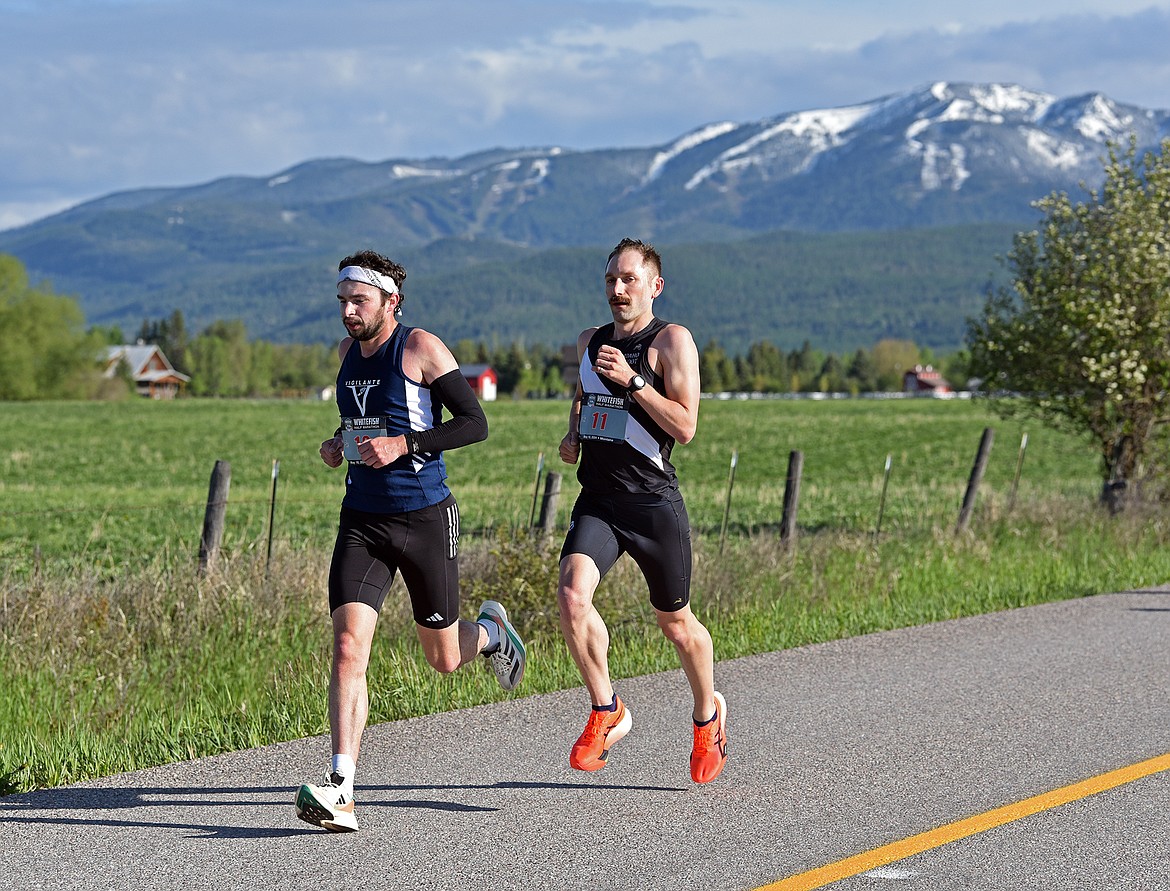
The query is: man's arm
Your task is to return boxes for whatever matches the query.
[355,329,487,467]
[320,337,353,467]
[642,324,700,444]
[559,327,595,465]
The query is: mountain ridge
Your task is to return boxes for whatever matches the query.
[1,81,1166,353]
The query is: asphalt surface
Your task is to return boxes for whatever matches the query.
[3,587,1169,890]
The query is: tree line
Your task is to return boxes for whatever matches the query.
[134,317,968,398]
[0,255,965,401]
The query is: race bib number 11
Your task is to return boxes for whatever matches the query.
[578,392,629,442]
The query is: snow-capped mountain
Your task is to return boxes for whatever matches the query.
[10,80,1165,247]
[1,81,1166,346]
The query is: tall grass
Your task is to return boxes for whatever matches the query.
[2,397,1162,795]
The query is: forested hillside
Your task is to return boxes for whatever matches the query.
[322,224,1018,356]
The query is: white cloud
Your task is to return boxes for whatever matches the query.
[1,0,1169,230]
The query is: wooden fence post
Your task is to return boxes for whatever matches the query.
[198,459,231,576]
[718,449,739,554]
[956,428,994,534]
[538,472,562,540]
[780,450,803,549]
[528,451,545,528]
[1008,432,1028,512]
[265,459,280,578]
[874,453,892,538]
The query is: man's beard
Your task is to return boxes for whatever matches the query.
[349,314,386,341]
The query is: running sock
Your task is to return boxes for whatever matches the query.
[694,709,718,727]
[593,693,618,712]
[331,753,356,789]
[477,617,501,653]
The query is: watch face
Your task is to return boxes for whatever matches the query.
[630,374,645,391]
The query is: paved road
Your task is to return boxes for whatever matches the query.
[3,588,1169,890]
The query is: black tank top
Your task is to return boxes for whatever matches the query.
[576,318,678,496]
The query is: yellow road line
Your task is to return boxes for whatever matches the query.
[759,751,1170,891]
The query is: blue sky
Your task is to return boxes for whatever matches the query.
[2,0,1169,230]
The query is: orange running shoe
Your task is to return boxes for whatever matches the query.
[690,691,728,784]
[569,696,633,771]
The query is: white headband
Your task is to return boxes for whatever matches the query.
[337,265,399,295]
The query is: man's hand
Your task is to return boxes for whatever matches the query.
[356,434,408,468]
[559,431,580,465]
[593,344,636,389]
[320,435,344,468]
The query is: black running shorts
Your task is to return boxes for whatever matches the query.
[560,489,692,612]
[328,494,461,629]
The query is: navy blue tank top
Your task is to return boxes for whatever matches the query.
[576,318,678,496]
[335,325,451,513]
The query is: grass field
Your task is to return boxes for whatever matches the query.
[0,395,1099,570]
[4,395,1167,795]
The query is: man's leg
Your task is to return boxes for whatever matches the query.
[296,601,378,832]
[415,619,487,673]
[329,602,381,761]
[654,604,715,721]
[656,604,727,784]
[559,553,633,771]
[557,553,612,705]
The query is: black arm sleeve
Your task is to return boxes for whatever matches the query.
[406,368,489,454]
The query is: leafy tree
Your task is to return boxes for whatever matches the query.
[452,339,478,366]
[818,354,845,392]
[187,320,251,396]
[792,340,819,373]
[940,349,971,389]
[968,138,1170,501]
[871,338,922,391]
[745,340,785,391]
[846,348,878,393]
[272,343,335,392]
[0,255,110,400]
[699,340,737,392]
[248,340,276,397]
[88,325,125,346]
[138,310,189,373]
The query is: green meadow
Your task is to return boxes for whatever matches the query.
[0,396,1099,565]
[3,396,1168,794]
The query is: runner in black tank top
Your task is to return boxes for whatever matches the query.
[576,318,679,496]
[556,237,729,786]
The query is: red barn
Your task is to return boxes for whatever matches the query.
[903,364,952,395]
[462,364,498,401]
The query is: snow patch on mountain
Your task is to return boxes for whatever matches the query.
[918,142,970,191]
[967,83,1052,118]
[1074,95,1134,141]
[684,102,876,190]
[643,122,738,185]
[391,164,460,179]
[1024,130,1086,169]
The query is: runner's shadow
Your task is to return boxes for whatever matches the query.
[0,814,304,839]
[0,777,686,838]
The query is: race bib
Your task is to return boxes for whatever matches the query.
[341,416,388,463]
[578,392,630,442]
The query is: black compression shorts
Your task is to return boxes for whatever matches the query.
[328,494,461,629]
[560,489,692,612]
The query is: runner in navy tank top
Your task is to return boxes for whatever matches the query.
[295,250,528,833]
[556,238,729,785]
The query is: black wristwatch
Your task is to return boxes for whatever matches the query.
[627,374,646,394]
